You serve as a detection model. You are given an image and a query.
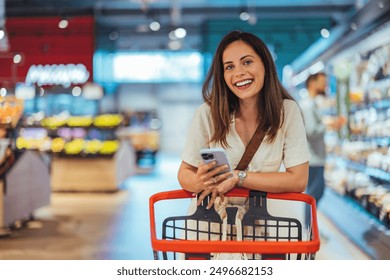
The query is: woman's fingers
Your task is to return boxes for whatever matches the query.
[196,187,219,209]
[207,188,219,209]
[210,164,230,177]
[196,189,211,206]
[208,169,233,188]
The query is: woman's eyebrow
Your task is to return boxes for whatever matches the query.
[223,54,255,65]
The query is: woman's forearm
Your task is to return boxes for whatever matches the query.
[177,161,202,193]
[239,162,309,193]
[178,169,200,193]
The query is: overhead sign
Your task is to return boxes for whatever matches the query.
[25,63,90,87]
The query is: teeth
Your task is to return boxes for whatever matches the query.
[235,80,252,87]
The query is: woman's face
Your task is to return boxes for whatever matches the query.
[222,40,265,102]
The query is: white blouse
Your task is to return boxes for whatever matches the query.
[181,99,311,173]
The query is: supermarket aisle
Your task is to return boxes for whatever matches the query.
[0,153,370,260]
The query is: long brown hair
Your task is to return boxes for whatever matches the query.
[202,30,295,147]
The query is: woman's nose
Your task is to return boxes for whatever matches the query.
[235,66,247,77]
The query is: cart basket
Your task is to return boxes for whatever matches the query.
[149,188,320,260]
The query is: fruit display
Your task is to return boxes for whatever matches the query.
[93,114,123,128]
[99,140,119,155]
[16,136,51,151]
[63,139,85,155]
[66,116,93,127]
[17,113,124,156]
[84,139,103,154]
[51,137,65,153]
[41,116,67,129]
[38,113,123,129]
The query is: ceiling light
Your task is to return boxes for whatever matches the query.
[0,88,7,97]
[149,21,161,31]
[58,19,69,29]
[174,27,186,39]
[13,54,22,64]
[240,11,250,21]
[320,28,330,38]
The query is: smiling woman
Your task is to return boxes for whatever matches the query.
[177,28,310,228]
[175,30,310,259]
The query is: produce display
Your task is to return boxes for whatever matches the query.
[17,135,120,156]
[16,112,124,156]
[17,111,158,170]
[51,137,65,153]
[66,116,94,127]
[93,114,123,128]
[64,139,85,155]
[41,116,67,129]
[16,136,51,151]
[99,140,120,155]
[39,114,123,129]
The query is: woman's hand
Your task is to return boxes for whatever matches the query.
[214,172,238,199]
[196,166,235,209]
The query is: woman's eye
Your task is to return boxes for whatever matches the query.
[243,60,253,65]
[225,65,233,71]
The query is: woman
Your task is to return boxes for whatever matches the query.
[178,30,310,210]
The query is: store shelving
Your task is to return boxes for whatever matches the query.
[320,187,390,259]
[317,22,390,259]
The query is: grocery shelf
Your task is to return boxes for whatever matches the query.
[320,188,390,259]
[329,155,390,184]
[349,135,390,147]
[350,98,390,112]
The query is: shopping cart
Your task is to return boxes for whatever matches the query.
[149,188,320,260]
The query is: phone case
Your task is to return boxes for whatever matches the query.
[200,148,232,176]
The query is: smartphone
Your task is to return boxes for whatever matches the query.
[200,147,232,176]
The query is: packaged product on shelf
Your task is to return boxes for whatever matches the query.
[379,194,390,228]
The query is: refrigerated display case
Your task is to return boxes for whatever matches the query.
[322,22,390,259]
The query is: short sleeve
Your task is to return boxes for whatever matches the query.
[282,100,311,168]
[181,103,213,167]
